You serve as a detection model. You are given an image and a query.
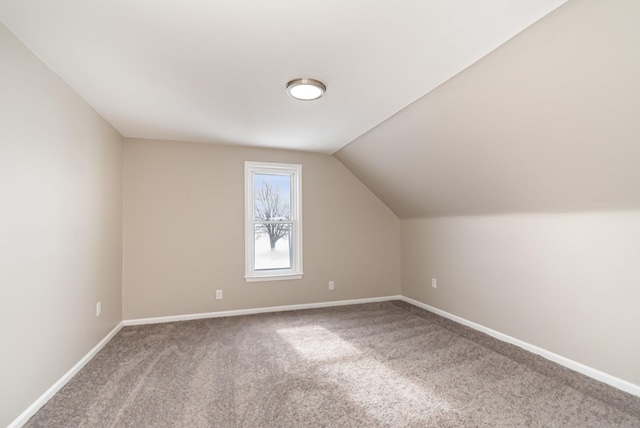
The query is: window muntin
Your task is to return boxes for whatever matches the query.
[245,162,302,281]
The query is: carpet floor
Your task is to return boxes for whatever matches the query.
[25,301,640,427]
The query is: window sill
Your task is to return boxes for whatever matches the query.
[244,273,303,283]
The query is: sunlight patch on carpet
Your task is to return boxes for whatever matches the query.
[277,325,454,424]
[277,325,361,361]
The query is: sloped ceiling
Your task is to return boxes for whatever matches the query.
[335,0,640,218]
[0,0,565,153]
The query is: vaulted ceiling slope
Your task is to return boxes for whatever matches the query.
[335,0,640,218]
[0,0,564,153]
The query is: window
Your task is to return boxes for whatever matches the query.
[245,161,302,281]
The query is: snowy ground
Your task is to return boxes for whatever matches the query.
[254,234,291,270]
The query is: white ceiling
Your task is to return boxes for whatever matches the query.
[0,0,566,154]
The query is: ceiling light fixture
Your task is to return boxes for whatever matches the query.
[285,78,326,101]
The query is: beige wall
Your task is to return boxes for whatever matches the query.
[333,0,640,390]
[335,0,640,218]
[401,212,640,386]
[0,23,123,427]
[123,138,400,319]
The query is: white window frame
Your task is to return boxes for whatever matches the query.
[244,161,303,282]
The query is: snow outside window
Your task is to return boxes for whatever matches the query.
[244,162,303,281]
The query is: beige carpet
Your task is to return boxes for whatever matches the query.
[25,301,640,427]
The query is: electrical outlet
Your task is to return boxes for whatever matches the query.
[431,278,437,289]
[329,281,335,290]
[96,301,101,317]
[216,290,223,300]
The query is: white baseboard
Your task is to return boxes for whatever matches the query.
[124,295,403,326]
[400,296,640,398]
[11,294,640,428]
[10,296,398,427]
[8,322,124,428]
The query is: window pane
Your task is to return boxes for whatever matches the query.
[254,224,292,271]
[245,161,302,281]
[253,173,291,222]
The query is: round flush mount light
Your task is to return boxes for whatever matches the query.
[285,78,326,101]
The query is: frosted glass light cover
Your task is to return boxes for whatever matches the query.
[286,78,326,100]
